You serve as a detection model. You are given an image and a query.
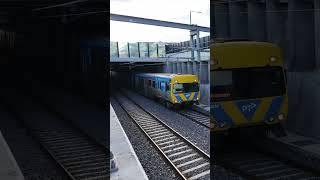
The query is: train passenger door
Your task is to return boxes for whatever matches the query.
[160,81,166,93]
[160,81,170,100]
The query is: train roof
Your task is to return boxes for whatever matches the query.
[211,41,279,48]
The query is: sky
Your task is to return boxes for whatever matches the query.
[110,0,210,43]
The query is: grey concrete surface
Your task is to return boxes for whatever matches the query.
[110,104,148,180]
[0,131,24,180]
[285,72,320,138]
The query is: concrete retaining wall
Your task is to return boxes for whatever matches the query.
[286,72,320,138]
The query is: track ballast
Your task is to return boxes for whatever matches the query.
[115,92,210,180]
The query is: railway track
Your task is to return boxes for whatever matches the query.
[114,92,210,180]
[215,141,320,180]
[176,109,210,129]
[2,90,109,180]
[35,129,109,180]
[122,89,210,129]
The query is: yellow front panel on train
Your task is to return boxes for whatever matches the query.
[211,41,283,70]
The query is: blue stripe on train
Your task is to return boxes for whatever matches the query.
[175,95,183,102]
[264,96,284,121]
[211,103,234,126]
[184,93,191,100]
[193,92,198,101]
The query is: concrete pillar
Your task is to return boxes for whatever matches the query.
[182,62,187,74]
[163,62,167,72]
[187,61,193,74]
[167,62,173,73]
[196,31,201,61]
[165,61,169,73]
[248,0,266,41]
[200,61,209,84]
[177,62,182,74]
[266,0,288,67]
[190,34,195,60]
[315,0,320,70]
[214,3,230,38]
[288,0,315,71]
[173,62,177,73]
[193,61,198,76]
[229,2,248,39]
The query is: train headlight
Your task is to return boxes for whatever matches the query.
[211,59,219,65]
[211,122,215,129]
[211,120,217,129]
[197,97,199,100]
[270,56,277,62]
[269,117,275,122]
[219,122,227,128]
[175,100,177,103]
[278,113,285,120]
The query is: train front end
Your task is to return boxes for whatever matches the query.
[170,74,200,105]
[210,41,288,132]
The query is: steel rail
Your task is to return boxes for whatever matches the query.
[175,108,210,129]
[214,141,320,180]
[0,92,108,180]
[114,92,210,180]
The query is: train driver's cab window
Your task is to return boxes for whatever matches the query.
[148,80,151,87]
[173,84,183,93]
[211,70,232,100]
[152,81,156,88]
[173,83,200,93]
[211,67,286,101]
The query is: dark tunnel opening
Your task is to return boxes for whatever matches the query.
[0,1,108,106]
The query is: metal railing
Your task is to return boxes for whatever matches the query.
[110,41,166,58]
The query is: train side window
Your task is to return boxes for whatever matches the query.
[152,81,156,88]
[148,80,151,87]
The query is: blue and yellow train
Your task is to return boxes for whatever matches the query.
[134,73,200,108]
[211,40,288,136]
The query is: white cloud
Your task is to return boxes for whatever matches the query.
[110,0,210,42]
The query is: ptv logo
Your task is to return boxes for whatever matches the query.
[241,103,257,113]
[236,100,260,119]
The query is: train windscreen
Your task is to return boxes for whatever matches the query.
[211,66,286,101]
[173,83,199,93]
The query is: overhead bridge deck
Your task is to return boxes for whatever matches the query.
[110,57,209,63]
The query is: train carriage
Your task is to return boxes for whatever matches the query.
[210,41,288,136]
[134,73,200,108]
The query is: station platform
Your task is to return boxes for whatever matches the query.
[274,131,320,157]
[264,131,320,172]
[110,104,148,180]
[0,131,24,180]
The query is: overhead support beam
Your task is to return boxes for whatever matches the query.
[32,0,90,11]
[110,13,210,32]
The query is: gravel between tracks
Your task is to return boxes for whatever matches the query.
[111,97,180,180]
[124,90,210,154]
[121,90,246,180]
[0,104,70,180]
